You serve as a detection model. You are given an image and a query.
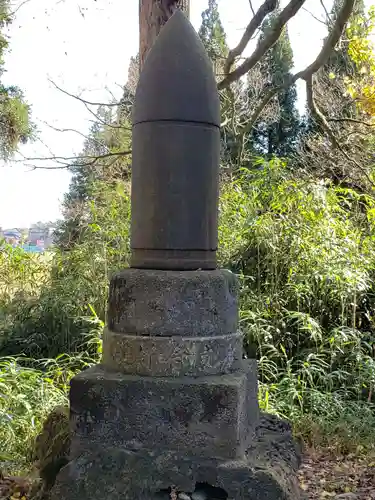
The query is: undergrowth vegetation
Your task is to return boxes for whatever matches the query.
[1,159,375,471]
[223,160,375,453]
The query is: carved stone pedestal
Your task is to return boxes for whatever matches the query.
[51,270,301,500]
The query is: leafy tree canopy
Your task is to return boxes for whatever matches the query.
[0,0,33,160]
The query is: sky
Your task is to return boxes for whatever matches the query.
[0,0,362,228]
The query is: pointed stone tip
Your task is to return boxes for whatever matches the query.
[169,8,187,21]
[133,8,220,127]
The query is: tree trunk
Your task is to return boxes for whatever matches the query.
[139,0,190,70]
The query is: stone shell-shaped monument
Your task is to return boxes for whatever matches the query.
[51,11,302,500]
[131,9,220,271]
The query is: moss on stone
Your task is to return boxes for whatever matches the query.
[33,406,70,490]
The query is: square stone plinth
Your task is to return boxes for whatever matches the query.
[52,413,302,500]
[69,362,259,461]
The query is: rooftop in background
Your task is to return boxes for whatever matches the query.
[0,224,56,252]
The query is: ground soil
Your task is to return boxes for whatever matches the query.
[1,453,374,499]
[298,451,375,499]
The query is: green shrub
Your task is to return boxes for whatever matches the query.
[0,357,67,471]
[0,181,129,359]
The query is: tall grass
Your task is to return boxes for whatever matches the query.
[0,340,102,472]
[0,356,67,471]
[0,181,129,359]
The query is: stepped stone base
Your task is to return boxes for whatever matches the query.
[52,413,302,500]
[50,268,302,499]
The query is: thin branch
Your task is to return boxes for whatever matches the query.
[239,70,302,137]
[20,151,132,163]
[220,117,230,128]
[240,87,279,135]
[343,129,372,141]
[223,0,278,77]
[320,0,332,26]
[302,0,355,76]
[49,80,119,107]
[49,80,131,130]
[306,75,375,187]
[15,150,132,170]
[40,121,106,146]
[248,0,256,16]
[302,7,327,26]
[327,118,375,127]
[33,136,56,159]
[9,0,32,17]
[220,0,354,91]
[232,0,357,168]
[219,0,307,89]
[305,75,340,148]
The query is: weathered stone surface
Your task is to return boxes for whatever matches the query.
[69,363,258,461]
[107,268,238,337]
[102,329,243,377]
[52,413,302,500]
[51,9,303,500]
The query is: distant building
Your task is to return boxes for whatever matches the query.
[2,228,22,245]
[28,226,55,249]
[0,224,56,253]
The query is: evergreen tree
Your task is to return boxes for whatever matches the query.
[0,1,33,159]
[54,107,132,250]
[251,13,300,158]
[198,0,228,78]
[118,53,139,123]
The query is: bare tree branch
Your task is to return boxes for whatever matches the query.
[248,1,256,17]
[301,0,355,76]
[25,0,357,173]
[219,0,307,90]
[9,0,32,17]
[219,0,354,98]
[327,118,375,127]
[302,7,327,26]
[320,0,332,26]
[49,80,119,108]
[40,121,107,147]
[306,74,375,187]
[305,75,340,148]
[223,0,278,77]
[15,150,132,170]
[235,0,355,144]
[49,80,132,130]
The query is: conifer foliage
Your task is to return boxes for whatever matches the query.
[0,0,33,159]
[252,12,300,157]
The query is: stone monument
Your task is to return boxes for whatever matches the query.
[52,11,301,500]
